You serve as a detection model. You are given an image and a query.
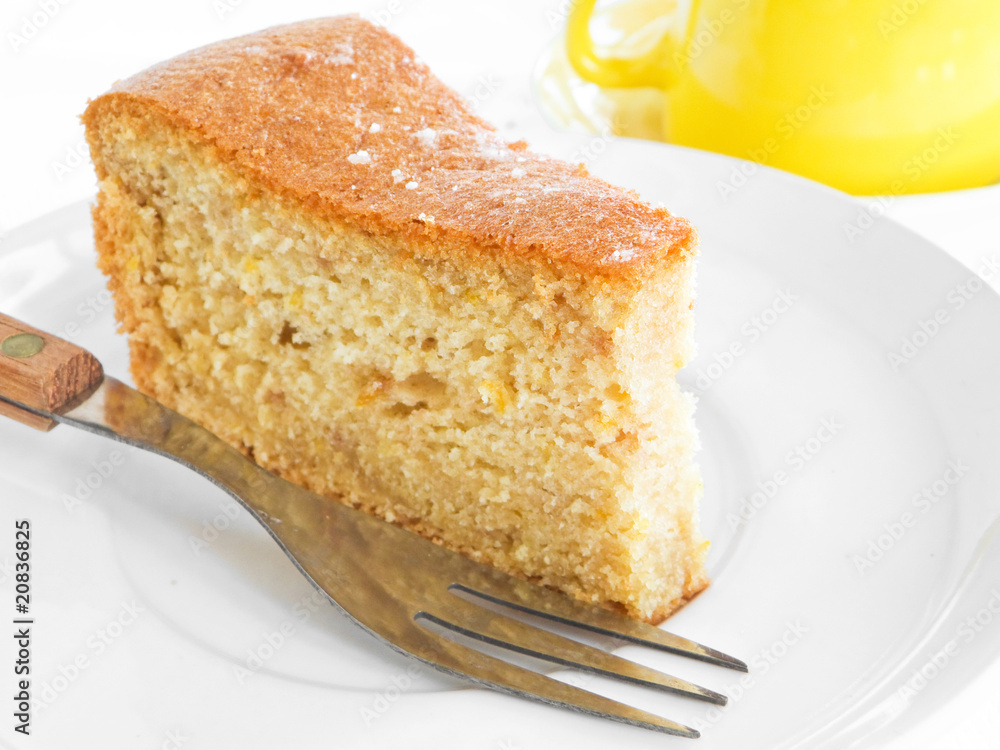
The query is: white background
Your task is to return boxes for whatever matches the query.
[1,0,998,747]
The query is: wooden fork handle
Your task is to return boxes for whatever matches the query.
[0,313,104,431]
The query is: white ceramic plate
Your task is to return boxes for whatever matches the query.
[2,136,1000,750]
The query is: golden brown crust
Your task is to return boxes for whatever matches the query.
[82,15,694,290]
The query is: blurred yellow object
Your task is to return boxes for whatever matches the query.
[567,0,1000,194]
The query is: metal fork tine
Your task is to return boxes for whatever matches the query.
[403,622,702,738]
[419,597,726,705]
[451,579,747,672]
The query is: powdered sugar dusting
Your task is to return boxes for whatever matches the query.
[474,130,509,160]
[608,247,636,263]
[414,128,437,146]
[326,42,355,65]
[405,180,419,190]
[347,150,372,165]
[511,168,526,178]
[391,168,405,184]
[369,123,381,133]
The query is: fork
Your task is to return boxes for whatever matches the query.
[0,312,746,738]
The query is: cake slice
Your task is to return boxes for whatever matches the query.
[82,16,707,623]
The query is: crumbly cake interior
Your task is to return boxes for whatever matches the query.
[86,94,706,624]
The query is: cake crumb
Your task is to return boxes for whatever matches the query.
[511,168,526,178]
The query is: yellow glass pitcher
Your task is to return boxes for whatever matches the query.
[567,0,1000,194]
